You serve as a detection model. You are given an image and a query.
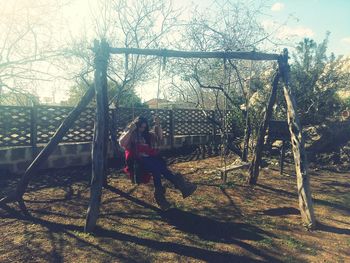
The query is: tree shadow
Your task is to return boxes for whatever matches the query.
[258,207,300,216]
[0,165,92,199]
[105,185,272,242]
[95,225,275,263]
[104,185,283,262]
[160,208,273,243]
[317,222,350,235]
[220,188,244,216]
[0,204,130,262]
[0,204,276,263]
[324,182,350,188]
[256,183,350,214]
[104,185,160,212]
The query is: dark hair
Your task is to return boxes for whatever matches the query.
[132,116,151,145]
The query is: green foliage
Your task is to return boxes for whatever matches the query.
[111,84,145,108]
[61,80,147,108]
[289,33,346,124]
[228,107,245,137]
[343,97,350,108]
[246,75,275,136]
[227,91,246,137]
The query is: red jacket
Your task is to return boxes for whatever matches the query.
[124,143,158,184]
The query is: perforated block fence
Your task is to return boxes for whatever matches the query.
[0,105,234,147]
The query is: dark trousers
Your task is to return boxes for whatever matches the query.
[141,156,176,189]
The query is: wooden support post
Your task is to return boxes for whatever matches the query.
[201,144,206,159]
[280,140,285,175]
[102,77,109,186]
[221,170,226,182]
[248,72,280,185]
[85,39,110,233]
[0,85,95,206]
[242,114,251,162]
[280,48,316,229]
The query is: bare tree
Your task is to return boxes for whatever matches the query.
[84,0,181,107]
[0,0,71,105]
[167,0,274,107]
[162,0,276,158]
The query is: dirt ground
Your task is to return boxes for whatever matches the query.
[0,152,349,263]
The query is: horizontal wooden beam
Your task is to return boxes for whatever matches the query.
[219,162,250,173]
[109,47,280,61]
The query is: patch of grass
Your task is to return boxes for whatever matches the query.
[2,158,350,262]
[284,236,304,249]
[258,237,274,248]
[138,230,159,239]
[340,192,350,208]
[283,257,300,263]
[192,195,206,202]
[219,181,235,189]
[72,230,94,241]
[200,240,216,250]
[282,236,317,255]
[325,194,350,210]
[242,198,254,205]
[233,173,247,183]
[147,212,161,220]
[174,203,186,210]
[245,216,279,230]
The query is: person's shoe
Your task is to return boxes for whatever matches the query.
[154,187,171,211]
[172,173,197,198]
[180,182,197,198]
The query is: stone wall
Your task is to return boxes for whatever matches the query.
[0,135,213,175]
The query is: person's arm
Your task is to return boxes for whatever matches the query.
[119,123,136,149]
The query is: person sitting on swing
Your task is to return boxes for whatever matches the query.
[119,116,197,210]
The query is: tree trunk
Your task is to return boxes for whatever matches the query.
[242,114,251,162]
[102,79,109,186]
[0,85,95,206]
[280,49,316,229]
[85,40,110,233]
[248,72,280,185]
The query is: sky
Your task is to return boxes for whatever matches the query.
[68,0,350,55]
[62,0,350,102]
[139,0,350,101]
[2,0,350,103]
[262,0,350,56]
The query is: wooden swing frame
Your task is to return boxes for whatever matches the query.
[0,40,316,232]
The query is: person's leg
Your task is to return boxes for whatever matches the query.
[142,157,163,187]
[142,156,173,183]
[142,157,171,210]
[153,157,178,184]
[150,156,197,198]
